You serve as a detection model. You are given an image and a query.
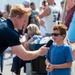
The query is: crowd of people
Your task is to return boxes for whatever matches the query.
[0,0,75,75]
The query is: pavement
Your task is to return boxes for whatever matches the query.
[2,53,26,75]
[2,52,75,75]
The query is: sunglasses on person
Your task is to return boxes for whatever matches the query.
[51,33,61,37]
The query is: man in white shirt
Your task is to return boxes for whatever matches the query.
[39,0,59,36]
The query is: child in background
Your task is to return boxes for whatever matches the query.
[24,24,42,50]
[45,24,73,75]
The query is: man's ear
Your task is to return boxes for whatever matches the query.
[16,15,20,20]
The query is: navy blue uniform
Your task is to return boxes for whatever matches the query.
[0,19,21,53]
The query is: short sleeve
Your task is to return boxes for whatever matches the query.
[2,27,21,47]
[45,44,53,60]
[45,48,51,60]
[65,46,73,62]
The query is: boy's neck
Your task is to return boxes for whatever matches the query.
[56,41,64,46]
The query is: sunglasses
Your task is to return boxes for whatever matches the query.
[51,33,61,37]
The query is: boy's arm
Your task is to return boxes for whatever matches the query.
[45,58,50,66]
[45,58,54,72]
[53,62,72,69]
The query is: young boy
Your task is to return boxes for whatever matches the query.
[45,24,73,75]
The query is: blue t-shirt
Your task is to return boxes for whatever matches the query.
[46,43,73,75]
[67,12,75,42]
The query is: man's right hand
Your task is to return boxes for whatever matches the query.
[39,45,49,56]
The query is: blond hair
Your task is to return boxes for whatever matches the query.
[9,4,31,18]
[27,24,41,36]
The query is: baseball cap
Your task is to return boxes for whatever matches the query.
[23,0,30,5]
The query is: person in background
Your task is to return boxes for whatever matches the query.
[65,0,75,60]
[39,0,48,36]
[22,0,31,34]
[23,0,30,8]
[65,0,75,29]
[30,2,40,28]
[0,10,5,75]
[45,24,73,75]
[61,0,64,9]
[3,4,12,19]
[24,24,42,50]
[39,0,59,36]
[3,4,13,59]
[40,0,48,12]
[5,4,12,15]
[57,0,64,21]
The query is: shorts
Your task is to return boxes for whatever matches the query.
[11,56,31,74]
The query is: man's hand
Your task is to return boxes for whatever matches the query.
[39,45,49,56]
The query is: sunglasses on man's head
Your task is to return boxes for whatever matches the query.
[51,33,61,36]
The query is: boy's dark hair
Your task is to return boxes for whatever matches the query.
[53,24,67,36]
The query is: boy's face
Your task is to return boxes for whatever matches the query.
[52,30,64,43]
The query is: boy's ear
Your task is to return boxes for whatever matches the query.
[62,34,66,39]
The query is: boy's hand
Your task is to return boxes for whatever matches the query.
[46,63,54,72]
